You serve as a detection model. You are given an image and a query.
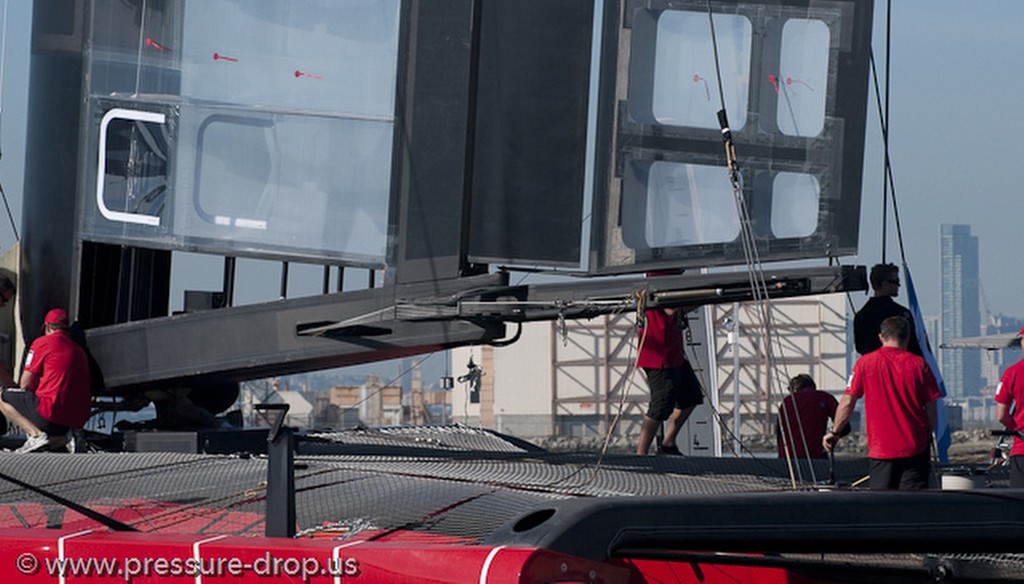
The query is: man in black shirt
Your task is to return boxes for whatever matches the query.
[853,263,922,356]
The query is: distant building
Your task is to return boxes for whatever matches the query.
[940,224,982,398]
[264,390,315,429]
[323,375,403,428]
[981,315,1024,392]
[924,315,941,355]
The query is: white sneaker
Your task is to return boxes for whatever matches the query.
[15,433,51,453]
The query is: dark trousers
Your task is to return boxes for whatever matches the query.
[869,451,931,490]
[1010,456,1024,488]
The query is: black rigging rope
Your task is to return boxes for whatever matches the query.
[872,0,909,267]
[0,180,18,242]
[0,468,138,532]
[703,0,804,482]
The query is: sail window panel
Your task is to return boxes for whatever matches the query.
[622,161,740,250]
[775,18,830,137]
[87,1,182,97]
[97,114,170,228]
[770,172,820,238]
[180,1,399,117]
[650,11,752,129]
[87,0,401,118]
[176,109,391,263]
[594,0,871,274]
[82,0,401,264]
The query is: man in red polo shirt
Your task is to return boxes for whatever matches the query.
[0,308,92,452]
[776,373,838,460]
[824,315,940,489]
[635,306,704,455]
[994,324,1024,488]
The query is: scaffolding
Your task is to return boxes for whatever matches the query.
[710,295,848,444]
[452,294,848,450]
[550,313,644,439]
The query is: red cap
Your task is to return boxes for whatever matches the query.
[1017,324,1024,338]
[43,308,68,326]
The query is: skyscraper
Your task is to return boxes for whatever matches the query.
[940,224,982,398]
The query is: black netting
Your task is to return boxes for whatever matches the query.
[0,425,1014,579]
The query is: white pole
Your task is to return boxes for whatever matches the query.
[704,305,722,457]
[732,303,741,455]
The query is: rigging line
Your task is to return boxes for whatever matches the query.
[596,296,643,454]
[572,322,638,488]
[133,0,148,98]
[339,351,437,417]
[683,311,792,478]
[777,379,826,487]
[778,399,800,488]
[704,0,738,187]
[868,51,908,267]
[720,161,806,477]
[0,182,17,241]
[704,0,729,122]
[766,305,811,478]
[0,0,17,243]
[0,468,138,532]
[545,303,642,490]
[832,256,862,314]
[704,0,788,464]
[0,0,8,127]
[881,0,891,263]
[730,180,794,464]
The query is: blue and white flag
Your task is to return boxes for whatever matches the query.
[904,266,950,463]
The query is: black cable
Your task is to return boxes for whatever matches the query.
[881,0,890,263]
[0,469,138,531]
[0,180,17,242]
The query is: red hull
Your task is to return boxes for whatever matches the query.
[0,528,808,583]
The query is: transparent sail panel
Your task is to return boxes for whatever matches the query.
[180,2,398,117]
[643,162,740,247]
[652,11,751,129]
[770,172,820,238]
[596,1,872,273]
[82,0,400,265]
[97,111,169,227]
[776,19,830,137]
[178,110,391,259]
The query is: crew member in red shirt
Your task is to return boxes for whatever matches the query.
[824,315,940,489]
[0,308,92,452]
[776,373,838,460]
[635,306,704,455]
[994,324,1024,488]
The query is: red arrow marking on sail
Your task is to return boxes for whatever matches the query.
[145,37,168,52]
[213,52,238,62]
[294,70,322,80]
[786,76,814,91]
[692,74,710,101]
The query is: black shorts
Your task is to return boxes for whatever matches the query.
[869,451,931,490]
[644,362,703,421]
[1009,456,1024,489]
[1,388,68,435]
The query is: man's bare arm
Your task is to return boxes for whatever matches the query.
[997,402,1015,430]
[19,370,37,392]
[823,394,857,450]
